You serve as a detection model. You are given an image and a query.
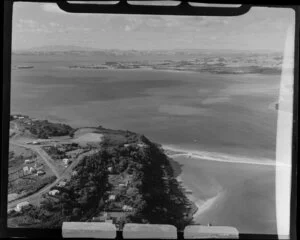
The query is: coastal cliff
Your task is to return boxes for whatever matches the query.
[8,116,194,229]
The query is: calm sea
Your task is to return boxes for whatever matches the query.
[11,54,280,160]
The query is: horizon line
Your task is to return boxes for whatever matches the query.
[12,46,282,53]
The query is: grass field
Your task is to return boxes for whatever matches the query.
[8,144,57,200]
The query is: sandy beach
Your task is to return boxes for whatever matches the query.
[192,192,223,220]
[176,173,223,223]
[165,145,280,234]
[164,145,291,167]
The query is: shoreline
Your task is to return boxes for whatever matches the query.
[192,192,223,221]
[56,65,282,76]
[176,175,223,223]
[166,144,289,222]
[163,145,291,167]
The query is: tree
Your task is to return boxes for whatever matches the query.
[72,208,81,218]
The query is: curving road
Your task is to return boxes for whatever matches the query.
[10,142,60,178]
[8,140,99,208]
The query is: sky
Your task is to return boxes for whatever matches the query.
[12,2,295,51]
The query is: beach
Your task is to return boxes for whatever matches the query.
[165,145,284,234]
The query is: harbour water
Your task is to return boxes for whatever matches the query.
[11,54,282,234]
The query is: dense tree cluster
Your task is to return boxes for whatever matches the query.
[43,143,80,160]
[9,176,57,196]
[100,134,192,229]
[12,129,192,230]
[42,146,67,160]
[25,120,74,139]
[12,151,109,228]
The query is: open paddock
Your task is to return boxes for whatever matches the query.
[8,145,57,200]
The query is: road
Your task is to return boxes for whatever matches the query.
[10,142,60,178]
[8,140,99,208]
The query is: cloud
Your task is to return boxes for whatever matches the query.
[124,25,131,32]
[65,26,91,32]
[15,18,90,34]
[15,19,52,33]
[19,19,38,28]
[41,3,94,16]
[41,3,68,14]
[49,22,60,27]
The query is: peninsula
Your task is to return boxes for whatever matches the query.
[8,114,196,229]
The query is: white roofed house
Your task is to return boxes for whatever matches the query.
[15,201,31,212]
[36,170,45,176]
[58,181,66,187]
[108,195,116,201]
[24,159,33,164]
[29,167,37,174]
[49,189,60,196]
[137,143,148,148]
[23,166,29,175]
[122,205,133,212]
[63,158,72,166]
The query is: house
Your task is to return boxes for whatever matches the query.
[122,205,133,212]
[137,143,147,148]
[185,189,193,194]
[63,158,70,165]
[72,170,78,176]
[15,201,30,212]
[23,166,29,175]
[7,208,15,214]
[58,181,66,187]
[29,167,37,174]
[108,195,116,201]
[36,165,44,171]
[24,159,33,164]
[49,189,60,196]
[118,180,129,188]
[92,212,108,222]
[36,170,45,176]
[58,147,66,152]
[107,167,113,173]
[92,216,106,222]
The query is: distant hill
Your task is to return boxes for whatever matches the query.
[18,45,99,53]
[12,45,281,56]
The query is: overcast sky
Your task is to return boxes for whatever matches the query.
[12,2,295,51]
